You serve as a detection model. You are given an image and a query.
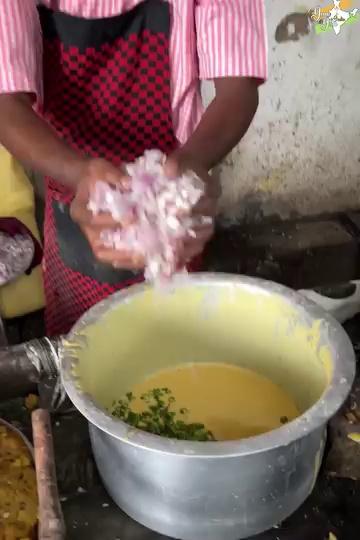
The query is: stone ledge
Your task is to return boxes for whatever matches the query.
[205,217,358,289]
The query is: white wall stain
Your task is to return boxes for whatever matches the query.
[202,0,360,222]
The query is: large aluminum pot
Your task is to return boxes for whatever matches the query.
[60,274,355,540]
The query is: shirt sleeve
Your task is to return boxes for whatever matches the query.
[195,0,268,82]
[0,0,42,99]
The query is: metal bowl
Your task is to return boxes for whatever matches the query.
[0,417,34,458]
[60,274,355,540]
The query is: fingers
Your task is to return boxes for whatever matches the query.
[72,201,134,228]
[70,202,124,229]
[193,178,220,217]
[95,247,145,270]
[192,196,216,217]
[164,155,218,219]
[70,158,143,271]
[178,224,213,266]
[82,225,145,270]
[163,156,181,179]
[87,158,130,189]
[70,159,133,229]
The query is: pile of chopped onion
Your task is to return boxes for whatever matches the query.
[88,150,209,281]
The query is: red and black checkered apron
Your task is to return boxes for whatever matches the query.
[38,0,182,336]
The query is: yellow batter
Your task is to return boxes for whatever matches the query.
[129,362,300,441]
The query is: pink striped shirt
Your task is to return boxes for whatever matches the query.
[0,0,268,143]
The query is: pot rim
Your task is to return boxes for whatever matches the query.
[60,273,356,458]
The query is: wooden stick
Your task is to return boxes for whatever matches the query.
[32,409,66,540]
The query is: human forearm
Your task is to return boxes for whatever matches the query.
[0,93,87,188]
[179,78,259,171]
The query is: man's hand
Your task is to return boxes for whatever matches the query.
[164,151,220,267]
[70,158,145,270]
[70,154,218,273]
[161,78,259,267]
[0,95,144,271]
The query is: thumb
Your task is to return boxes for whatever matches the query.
[163,155,181,180]
[102,164,130,191]
[88,159,130,189]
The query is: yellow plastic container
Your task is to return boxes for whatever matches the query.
[0,146,45,318]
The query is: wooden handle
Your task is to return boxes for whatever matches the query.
[32,409,66,540]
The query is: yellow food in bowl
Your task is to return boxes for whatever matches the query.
[0,424,37,540]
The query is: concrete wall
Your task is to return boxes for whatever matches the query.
[208,0,360,222]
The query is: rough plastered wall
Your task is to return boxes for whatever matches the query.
[206,0,360,223]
